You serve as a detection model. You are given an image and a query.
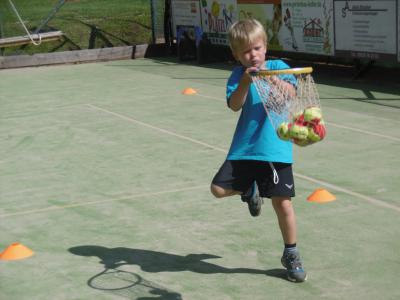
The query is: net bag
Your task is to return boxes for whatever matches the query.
[251,67,326,147]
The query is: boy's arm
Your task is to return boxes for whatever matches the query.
[228,67,257,112]
[268,60,297,98]
[228,74,251,111]
[269,76,296,98]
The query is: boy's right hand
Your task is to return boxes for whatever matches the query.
[241,66,260,85]
[229,66,260,111]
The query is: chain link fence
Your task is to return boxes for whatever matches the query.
[0,0,167,57]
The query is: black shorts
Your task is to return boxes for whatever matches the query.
[212,160,295,198]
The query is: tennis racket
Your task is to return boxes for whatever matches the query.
[251,67,326,147]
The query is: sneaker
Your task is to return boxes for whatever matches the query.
[241,182,263,217]
[281,249,307,282]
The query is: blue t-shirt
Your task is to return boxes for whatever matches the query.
[226,60,295,163]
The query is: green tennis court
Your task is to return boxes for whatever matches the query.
[1,58,399,299]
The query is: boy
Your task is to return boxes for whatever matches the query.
[210,19,307,282]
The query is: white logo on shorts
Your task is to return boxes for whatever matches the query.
[285,184,293,189]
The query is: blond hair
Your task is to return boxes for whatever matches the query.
[228,19,267,54]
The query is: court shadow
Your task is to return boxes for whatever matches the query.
[69,245,288,299]
[69,245,284,279]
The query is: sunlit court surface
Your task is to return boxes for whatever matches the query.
[1,58,399,300]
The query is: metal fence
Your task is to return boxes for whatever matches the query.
[0,0,159,56]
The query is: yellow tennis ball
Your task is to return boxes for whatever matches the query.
[294,138,312,147]
[292,111,304,123]
[277,122,291,141]
[304,106,322,122]
[290,124,309,140]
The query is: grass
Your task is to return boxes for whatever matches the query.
[0,0,154,55]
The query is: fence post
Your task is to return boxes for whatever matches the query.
[150,0,156,44]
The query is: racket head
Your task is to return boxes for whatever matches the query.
[252,67,313,77]
[88,268,141,291]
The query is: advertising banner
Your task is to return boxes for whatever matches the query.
[237,0,284,51]
[280,0,334,55]
[169,0,399,64]
[200,0,238,45]
[171,0,202,37]
[334,0,397,61]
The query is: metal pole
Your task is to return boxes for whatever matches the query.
[0,10,4,55]
[34,0,66,34]
[150,0,156,44]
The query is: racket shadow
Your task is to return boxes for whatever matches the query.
[87,267,182,299]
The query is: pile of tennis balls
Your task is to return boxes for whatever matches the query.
[276,106,326,146]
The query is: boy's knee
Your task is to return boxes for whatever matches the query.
[210,184,225,198]
[272,197,294,215]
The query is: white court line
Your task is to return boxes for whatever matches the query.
[87,104,400,213]
[0,185,209,218]
[294,173,400,213]
[1,103,86,120]
[196,93,226,102]
[326,122,400,142]
[195,93,400,143]
[86,104,227,153]
[322,105,400,125]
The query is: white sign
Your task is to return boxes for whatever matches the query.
[237,1,285,51]
[334,0,396,57]
[172,0,202,36]
[200,0,238,45]
[281,0,335,55]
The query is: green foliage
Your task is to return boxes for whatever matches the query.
[0,0,153,55]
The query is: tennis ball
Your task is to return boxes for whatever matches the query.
[308,125,322,142]
[292,111,304,123]
[277,122,291,141]
[293,138,312,147]
[308,123,326,142]
[290,124,309,140]
[313,123,326,140]
[304,106,322,122]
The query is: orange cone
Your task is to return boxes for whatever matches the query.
[0,243,34,260]
[182,87,197,95]
[307,188,336,203]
